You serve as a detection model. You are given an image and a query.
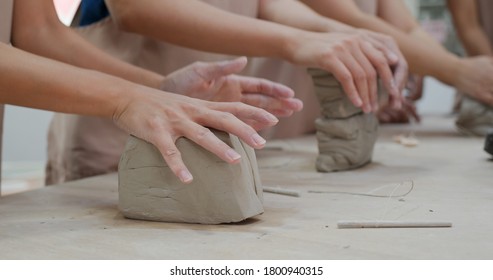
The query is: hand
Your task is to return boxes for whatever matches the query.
[455,56,493,106]
[405,74,424,101]
[113,87,279,183]
[377,97,420,124]
[289,31,406,113]
[160,57,303,117]
[354,29,409,102]
[378,73,422,124]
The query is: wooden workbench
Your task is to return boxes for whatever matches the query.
[1,116,492,259]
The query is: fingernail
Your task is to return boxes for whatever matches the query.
[264,114,279,123]
[226,149,241,162]
[251,134,266,146]
[389,52,399,62]
[179,170,193,183]
[354,97,363,107]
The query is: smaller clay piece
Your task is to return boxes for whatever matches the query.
[456,96,493,136]
[308,68,381,172]
[118,130,264,224]
[393,134,419,147]
[485,132,493,156]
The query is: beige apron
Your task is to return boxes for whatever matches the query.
[354,0,378,15]
[0,0,14,193]
[45,0,377,184]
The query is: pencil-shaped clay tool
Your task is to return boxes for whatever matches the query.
[263,186,300,197]
[337,220,452,229]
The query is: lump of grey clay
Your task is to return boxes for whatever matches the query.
[308,68,381,172]
[118,131,263,224]
[456,96,493,136]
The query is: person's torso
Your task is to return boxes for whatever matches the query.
[353,0,378,15]
[477,0,493,46]
[0,0,13,44]
[77,0,260,74]
[0,0,13,189]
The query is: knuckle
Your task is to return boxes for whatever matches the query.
[339,73,353,83]
[195,127,212,141]
[374,55,388,68]
[193,61,206,68]
[164,147,181,158]
[353,70,367,82]
[332,44,345,53]
[367,69,377,81]
[146,115,163,131]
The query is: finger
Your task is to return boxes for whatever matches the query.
[360,41,402,110]
[364,35,399,65]
[391,109,409,123]
[338,51,372,113]
[407,75,424,101]
[195,57,248,81]
[323,58,363,109]
[392,57,408,94]
[209,101,279,130]
[151,134,193,184]
[196,105,270,149]
[403,99,421,123]
[377,110,391,123]
[236,76,295,98]
[180,122,243,164]
[353,42,379,111]
[241,94,303,115]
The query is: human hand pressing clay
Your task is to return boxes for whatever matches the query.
[308,69,382,172]
[118,130,263,224]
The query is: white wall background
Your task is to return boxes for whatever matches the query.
[3,107,53,162]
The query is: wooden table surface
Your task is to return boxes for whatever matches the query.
[1,116,492,259]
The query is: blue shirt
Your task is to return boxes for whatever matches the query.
[79,0,109,26]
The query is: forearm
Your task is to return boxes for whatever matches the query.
[302,0,461,85]
[0,43,136,118]
[12,0,163,89]
[105,0,308,61]
[447,0,493,56]
[258,0,353,33]
[358,15,461,84]
[457,29,493,56]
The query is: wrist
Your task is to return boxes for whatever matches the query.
[109,81,142,122]
[280,30,307,63]
[439,55,464,86]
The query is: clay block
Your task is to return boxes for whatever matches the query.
[308,68,362,118]
[308,68,380,172]
[456,96,493,137]
[118,131,263,224]
[315,115,378,172]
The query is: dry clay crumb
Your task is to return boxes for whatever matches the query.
[393,134,419,147]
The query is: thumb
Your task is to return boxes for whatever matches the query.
[196,57,248,80]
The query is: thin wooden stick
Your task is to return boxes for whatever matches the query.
[263,186,300,197]
[337,220,452,229]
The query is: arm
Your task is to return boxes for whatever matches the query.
[301,0,493,106]
[107,0,406,112]
[12,0,302,117]
[258,0,409,109]
[258,0,353,33]
[301,0,459,82]
[12,0,164,89]
[447,0,493,56]
[106,0,297,59]
[0,43,278,183]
